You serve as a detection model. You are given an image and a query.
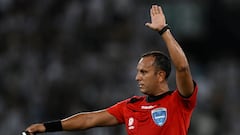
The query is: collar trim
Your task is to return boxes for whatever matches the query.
[146,91,173,102]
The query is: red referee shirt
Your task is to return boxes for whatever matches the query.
[107,82,198,135]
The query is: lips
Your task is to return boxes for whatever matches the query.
[138,83,144,88]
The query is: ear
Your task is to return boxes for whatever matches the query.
[157,71,166,82]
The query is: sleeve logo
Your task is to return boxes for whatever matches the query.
[128,117,135,130]
[151,107,167,126]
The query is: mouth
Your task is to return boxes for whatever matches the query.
[138,83,144,88]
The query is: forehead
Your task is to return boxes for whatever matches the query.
[137,56,155,69]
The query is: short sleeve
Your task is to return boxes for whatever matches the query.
[176,80,198,110]
[106,100,127,124]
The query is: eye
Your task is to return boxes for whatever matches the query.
[140,70,147,75]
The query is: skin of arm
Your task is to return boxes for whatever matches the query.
[145,5,194,97]
[25,110,118,134]
[61,109,119,130]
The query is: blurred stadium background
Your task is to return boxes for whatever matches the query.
[0,0,240,135]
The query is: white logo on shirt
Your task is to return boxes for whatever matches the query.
[128,117,135,129]
[141,105,156,109]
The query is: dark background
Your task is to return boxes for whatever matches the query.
[0,0,240,135]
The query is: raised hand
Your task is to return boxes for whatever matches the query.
[145,5,167,31]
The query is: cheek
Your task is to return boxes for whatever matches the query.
[144,77,156,86]
[149,80,158,88]
[148,76,159,86]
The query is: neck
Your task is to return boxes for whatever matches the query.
[151,83,169,96]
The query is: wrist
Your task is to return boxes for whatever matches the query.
[158,24,170,36]
[43,120,63,132]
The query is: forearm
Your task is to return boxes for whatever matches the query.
[161,30,190,71]
[161,29,194,96]
[61,109,118,131]
[61,112,95,131]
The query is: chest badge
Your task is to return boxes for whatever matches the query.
[151,107,167,126]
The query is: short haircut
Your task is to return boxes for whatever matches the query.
[141,51,171,79]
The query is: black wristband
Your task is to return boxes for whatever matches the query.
[158,25,170,35]
[43,120,63,132]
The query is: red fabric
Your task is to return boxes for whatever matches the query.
[107,83,198,135]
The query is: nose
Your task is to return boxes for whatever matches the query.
[135,72,141,82]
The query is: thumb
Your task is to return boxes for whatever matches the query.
[145,22,152,28]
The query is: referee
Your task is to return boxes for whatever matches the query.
[24,5,198,135]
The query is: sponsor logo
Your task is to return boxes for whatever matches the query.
[151,108,167,126]
[141,105,156,109]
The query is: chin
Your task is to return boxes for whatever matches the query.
[140,89,149,95]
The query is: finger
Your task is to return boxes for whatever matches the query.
[158,6,163,15]
[150,6,154,16]
[25,128,35,135]
[152,5,159,16]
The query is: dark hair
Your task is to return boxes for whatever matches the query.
[141,51,171,79]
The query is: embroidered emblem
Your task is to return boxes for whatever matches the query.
[151,108,167,126]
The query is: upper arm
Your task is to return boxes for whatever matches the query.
[90,109,119,127]
[176,66,194,97]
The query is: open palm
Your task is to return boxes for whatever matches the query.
[145,5,166,31]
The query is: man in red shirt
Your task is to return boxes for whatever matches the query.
[107,79,197,135]
[24,5,198,135]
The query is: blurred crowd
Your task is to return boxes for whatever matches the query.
[0,0,240,135]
